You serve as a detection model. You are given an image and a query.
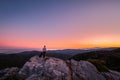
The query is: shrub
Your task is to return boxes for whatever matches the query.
[88,59,109,72]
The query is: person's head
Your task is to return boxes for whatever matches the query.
[44,45,46,48]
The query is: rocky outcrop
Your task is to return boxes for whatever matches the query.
[70,60,106,80]
[19,56,71,80]
[0,67,19,80]
[18,56,120,80]
[102,70,120,80]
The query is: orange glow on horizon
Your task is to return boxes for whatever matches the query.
[1,33,120,49]
[2,41,120,49]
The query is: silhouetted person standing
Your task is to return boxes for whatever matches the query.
[41,45,46,58]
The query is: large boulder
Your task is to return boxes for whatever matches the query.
[19,56,71,80]
[70,60,106,80]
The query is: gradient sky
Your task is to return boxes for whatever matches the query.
[0,0,120,49]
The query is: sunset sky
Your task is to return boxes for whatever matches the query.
[0,0,120,49]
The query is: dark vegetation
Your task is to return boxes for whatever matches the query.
[71,48,120,72]
[88,59,109,72]
[0,51,40,70]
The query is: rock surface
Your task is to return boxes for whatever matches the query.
[0,67,19,80]
[70,60,106,80]
[19,56,71,80]
[18,56,120,80]
[102,70,120,80]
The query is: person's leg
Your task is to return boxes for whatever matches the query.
[39,52,42,57]
[42,52,44,57]
[43,52,46,58]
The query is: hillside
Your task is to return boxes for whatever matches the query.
[0,51,40,70]
[71,48,120,72]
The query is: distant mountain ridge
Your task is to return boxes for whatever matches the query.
[0,47,116,54]
[0,48,38,54]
